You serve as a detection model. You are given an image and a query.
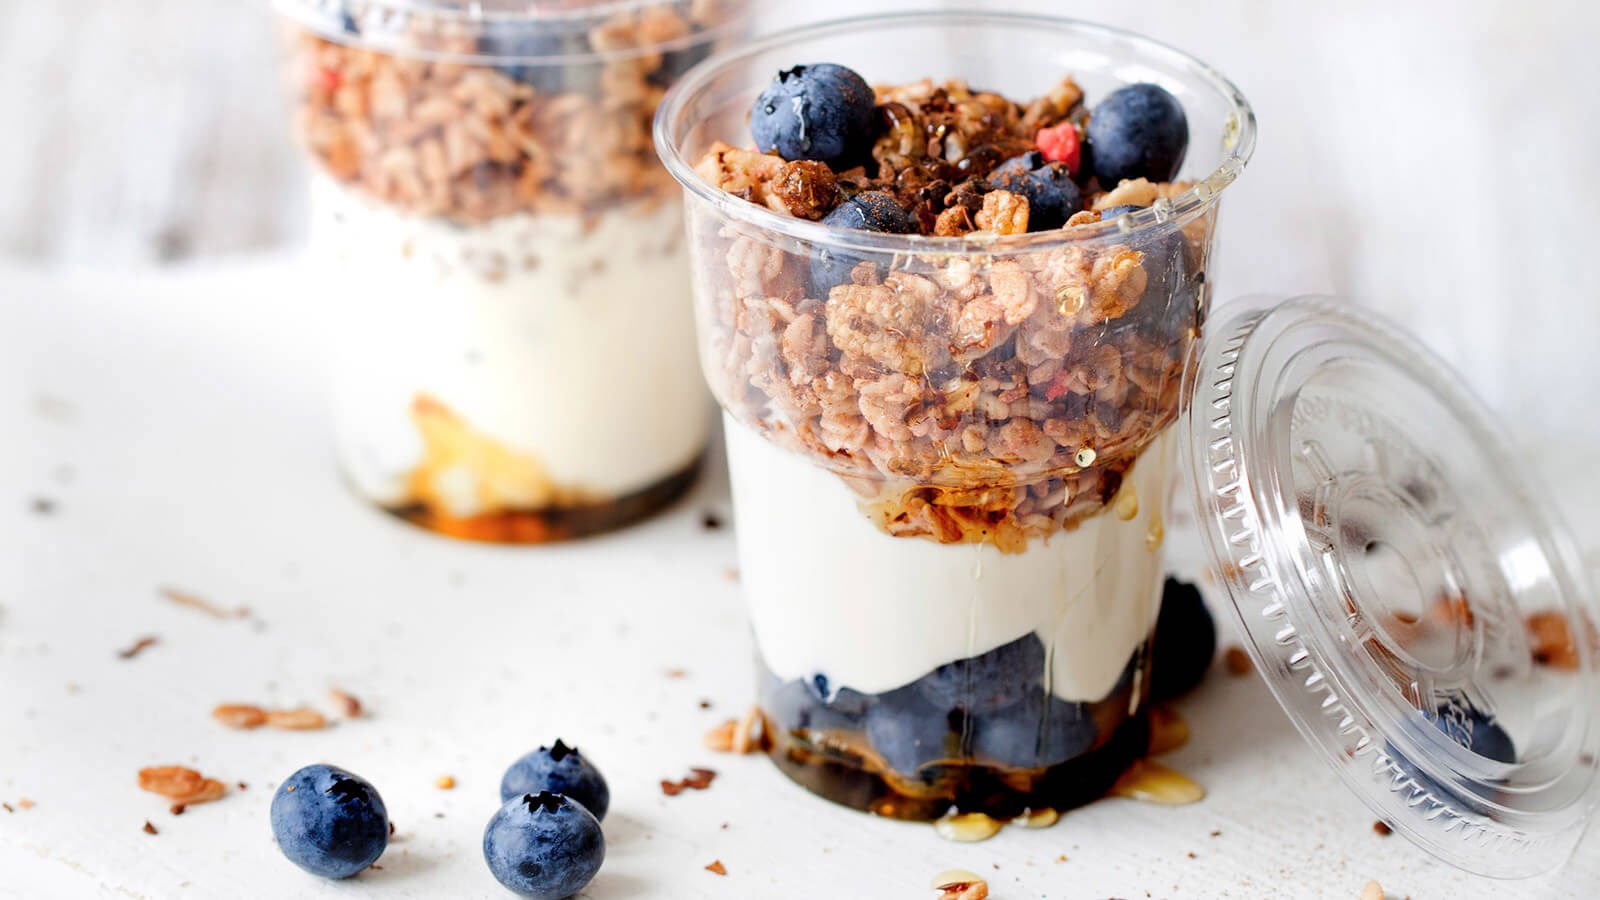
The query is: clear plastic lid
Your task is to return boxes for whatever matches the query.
[1184,296,1600,878]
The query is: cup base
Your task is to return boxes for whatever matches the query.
[761,694,1149,822]
[371,456,703,544]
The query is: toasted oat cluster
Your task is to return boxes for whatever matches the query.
[289,1,735,221]
[694,69,1214,549]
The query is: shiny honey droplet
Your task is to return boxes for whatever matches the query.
[934,811,1003,842]
[1109,760,1205,805]
[1145,512,1164,551]
[1114,483,1139,521]
[1148,707,1190,755]
[1018,807,1059,829]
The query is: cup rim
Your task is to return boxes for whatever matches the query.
[653,10,1258,255]
[275,0,752,64]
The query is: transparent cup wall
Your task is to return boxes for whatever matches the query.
[661,14,1252,819]
[278,1,746,542]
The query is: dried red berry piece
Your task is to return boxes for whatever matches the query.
[1035,122,1081,175]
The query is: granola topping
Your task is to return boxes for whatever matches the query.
[692,71,1212,550]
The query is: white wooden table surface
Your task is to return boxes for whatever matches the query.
[6,259,1600,899]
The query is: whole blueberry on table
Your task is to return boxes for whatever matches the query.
[808,190,918,294]
[970,689,1097,770]
[749,63,879,169]
[914,633,1047,714]
[990,162,1082,231]
[270,764,388,879]
[1148,577,1217,701]
[484,791,606,899]
[1086,82,1189,186]
[865,686,965,777]
[500,739,611,821]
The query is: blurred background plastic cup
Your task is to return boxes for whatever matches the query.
[274,0,748,542]
[657,11,1254,819]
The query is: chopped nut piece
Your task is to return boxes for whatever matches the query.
[266,707,328,730]
[143,820,158,835]
[1361,880,1385,900]
[683,767,716,789]
[329,688,363,718]
[117,636,160,660]
[1223,645,1253,676]
[704,860,728,876]
[931,869,989,900]
[660,780,685,797]
[1528,610,1582,670]
[434,775,456,790]
[702,719,736,752]
[974,189,1029,235]
[1372,820,1392,837]
[138,766,227,807]
[212,704,268,729]
[161,587,249,619]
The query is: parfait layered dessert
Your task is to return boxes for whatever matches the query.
[657,14,1253,820]
[277,0,745,541]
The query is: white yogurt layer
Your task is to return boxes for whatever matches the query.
[726,416,1171,703]
[311,177,711,514]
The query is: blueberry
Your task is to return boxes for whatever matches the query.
[990,150,1044,179]
[970,689,1098,769]
[808,190,917,295]
[1149,577,1216,701]
[483,791,605,899]
[915,634,1047,714]
[500,739,610,821]
[270,764,388,880]
[479,25,598,94]
[1390,701,1516,803]
[749,63,878,169]
[1086,83,1189,187]
[1098,203,1145,220]
[991,163,1082,230]
[865,686,964,777]
[764,674,873,735]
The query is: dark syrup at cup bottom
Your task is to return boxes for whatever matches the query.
[381,457,702,544]
[758,634,1150,821]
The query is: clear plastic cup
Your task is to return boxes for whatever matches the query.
[275,0,748,542]
[656,12,1254,819]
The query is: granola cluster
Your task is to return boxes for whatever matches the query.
[694,77,1217,550]
[289,1,737,221]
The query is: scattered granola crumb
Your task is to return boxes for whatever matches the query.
[212,704,268,729]
[701,512,723,530]
[1055,855,1067,863]
[17,799,34,810]
[237,782,249,791]
[390,822,396,836]
[265,707,328,730]
[720,822,729,830]
[161,587,249,620]
[435,775,456,790]
[931,869,989,900]
[662,767,717,796]
[117,636,160,660]
[1210,829,1222,838]
[1186,851,1197,859]
[170,804,187,816]
[703,719,737,752]
[1372,820,1392,837]
[31,497,56,515]
[143,820,158,835]
[65,682,80,694]
[1361,880,1385,900]
[722,568,739,582]
[329,688,363,718]
[1528,611,1582,670]
[434,812,445,818]
[1,803,11,813]
[664,668,688,679]
[704,860,727,876]
[1223,645,1253,676]
[698,699,712,710]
